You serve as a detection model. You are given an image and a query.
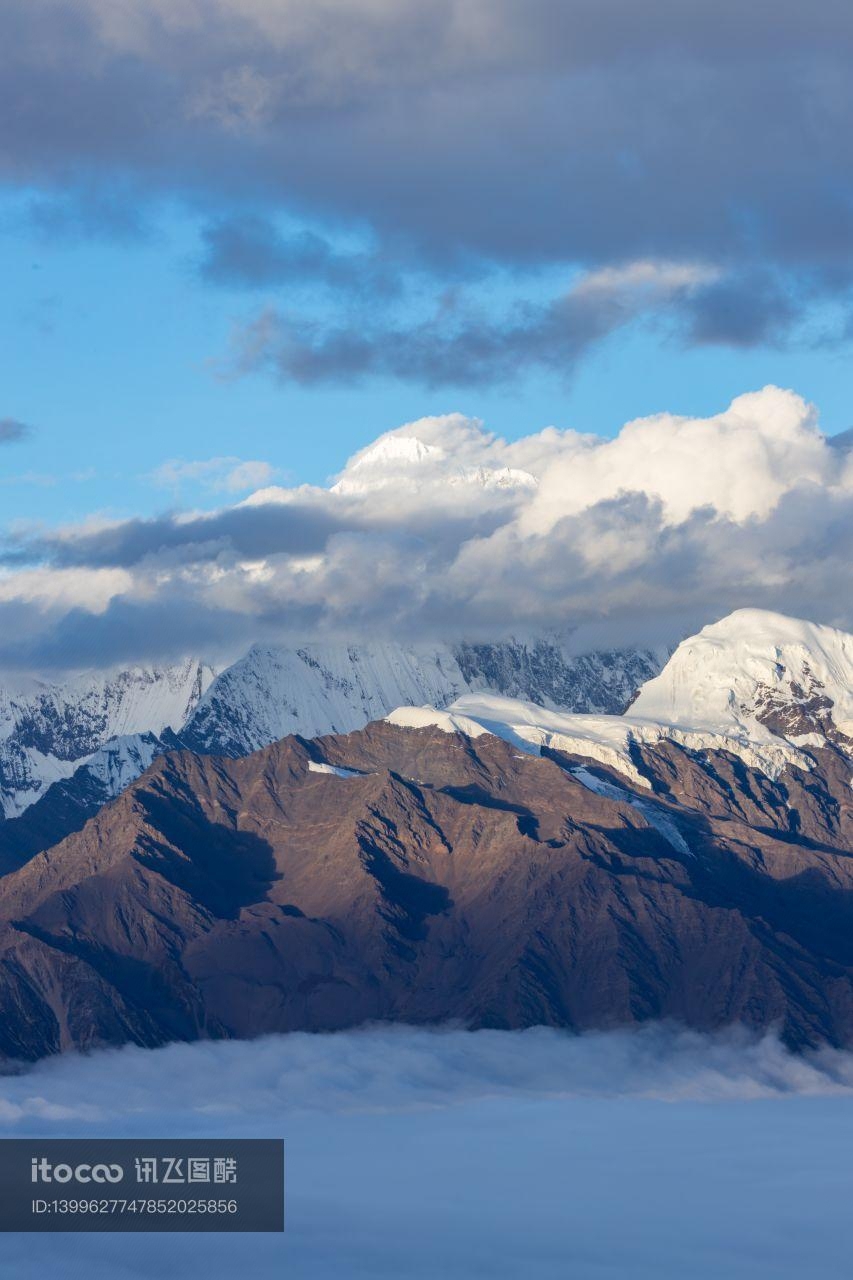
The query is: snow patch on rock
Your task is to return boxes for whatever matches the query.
[307,761,362,778]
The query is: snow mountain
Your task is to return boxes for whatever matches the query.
[629,608,853,747]
[0,637,663,835]
[329,430,538,496]
[3,624,853,1054]
[5,609,846,832]
[387,609,853,788]
[0,660,215,819]
[180,639,665,757]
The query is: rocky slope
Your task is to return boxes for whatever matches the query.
[0,607,850,1061]
[0,730,182,876]
[0,703,850,1057]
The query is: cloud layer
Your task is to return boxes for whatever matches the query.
[7,1022,853,1119]
[4,0,853,376]
[0,385,851,673]
[3,0,852,267]
[226,261,723,388]
[3,1025,853,1278]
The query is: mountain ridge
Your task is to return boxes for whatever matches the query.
[0,607,850,1059]
[0,637,664,841]
[389,609,853,788]
[0,659,215,819]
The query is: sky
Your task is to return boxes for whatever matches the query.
[2,1,853,672]
[3,1024,853,1278]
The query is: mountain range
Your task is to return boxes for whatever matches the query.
[0,608,850,1059]
[0,637,664,849]
[0,659,215,820]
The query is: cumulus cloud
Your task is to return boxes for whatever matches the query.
[2,1025,853,1278]
[517,385,830,529]
[0,386,850,671]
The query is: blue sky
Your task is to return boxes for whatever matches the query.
[2,191,852,528]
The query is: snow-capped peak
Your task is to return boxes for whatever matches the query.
[0,658,215,818]
[385,609,853,787]
[331,434,445,493]
[331,428,539,497]
[349,435,445,470]
[631,608,853,744]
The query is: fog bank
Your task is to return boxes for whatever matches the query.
[3,1025,852,1278]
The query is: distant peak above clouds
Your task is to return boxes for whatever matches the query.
[330,414,541,496]
[1,386,852,674]
[310,385,840,520]
[346,433,447,470]
[330,431,447,495]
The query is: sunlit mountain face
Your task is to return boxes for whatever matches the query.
[0,609,851,1058]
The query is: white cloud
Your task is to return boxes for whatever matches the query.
[1,386,852,669]
[4,1024,853,1120]
[327,387,847,528]
[518,386,834,531]
[0,566,132,613]
[571,258,719,298]
[150,456,279,494]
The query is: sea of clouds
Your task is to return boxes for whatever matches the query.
[3,1023,853,1278]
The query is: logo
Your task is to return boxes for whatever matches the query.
[31,1158,124,1184]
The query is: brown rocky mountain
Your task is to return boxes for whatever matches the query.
[0,715,851,1061]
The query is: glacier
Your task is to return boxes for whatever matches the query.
[386,609,853,787]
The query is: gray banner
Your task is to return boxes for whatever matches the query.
[0,1138,284,1232]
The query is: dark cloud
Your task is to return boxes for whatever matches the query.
[681,271,801,348]
[1,2,852,379]
[198,216,400,295]
[2,496,351,570]
[1,0,852,274]
[0,418,31,443]
[227,265,713,387]
[0,595,272,674]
